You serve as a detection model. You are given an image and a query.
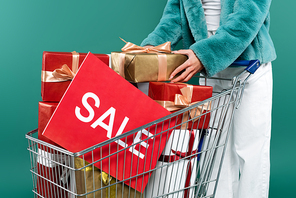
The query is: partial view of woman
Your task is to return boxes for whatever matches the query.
[141,0,276,197]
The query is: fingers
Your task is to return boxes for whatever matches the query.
[169,61,189,79]
[169,49,203,82]
[170,65,198,83]
[169,50,194,78]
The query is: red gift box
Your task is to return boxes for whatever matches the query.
[38,102,59,146]
[37,102,68,198]
[41,51,109,102]
[42,52,176,192]
[148,82,213,129]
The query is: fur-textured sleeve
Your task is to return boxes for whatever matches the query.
[191,0,273,77]
[141,0,182,48]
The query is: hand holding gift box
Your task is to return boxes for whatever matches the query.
[111,39,188,83]
[42,52,176,192]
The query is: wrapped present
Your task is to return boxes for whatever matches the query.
[37,101,68,198]
[148,82,213,129]
[41,51,109,102]
[111,39,188,83]
[38,101,60,146]
[42,53,176,192]
[144,129,201,198]
[69,157,142,198]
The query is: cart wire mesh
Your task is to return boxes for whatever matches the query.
[26,70,250,198]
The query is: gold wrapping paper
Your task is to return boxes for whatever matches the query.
[111,52,188,83]
[74,157,142,198]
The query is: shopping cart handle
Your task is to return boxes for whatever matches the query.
[230,60,260,74]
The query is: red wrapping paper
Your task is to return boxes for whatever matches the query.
[41,51,109,102]
[148,82,213,129]
[37,102,67,198]
[38,102,59,146]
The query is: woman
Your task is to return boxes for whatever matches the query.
[141,0,276,197]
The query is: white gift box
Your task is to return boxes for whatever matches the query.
[144,159,190,198]
[144,129,201,198]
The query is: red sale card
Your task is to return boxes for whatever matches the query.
[42,52,175,192]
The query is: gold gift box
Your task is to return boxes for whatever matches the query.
[73,157,142,198]
[111,52,188,83]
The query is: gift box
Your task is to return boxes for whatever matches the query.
[42,52,176,192]
[41,51,109,102]
[38,102,60,146]
[69,157,142,198]
[144,129,200,198]
[37,101,68,198]
[111,40,188,83]
[148,82,213,129]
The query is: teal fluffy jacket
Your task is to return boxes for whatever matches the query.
[141,0,276,77]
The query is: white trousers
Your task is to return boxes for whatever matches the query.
[200,62,273,198]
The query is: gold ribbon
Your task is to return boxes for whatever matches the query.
[41,51,79,82]
[75,157,112,184]
[155,85,211,128]
[118,38,171,81]
[75,157,116,198]
[120,38,171,53]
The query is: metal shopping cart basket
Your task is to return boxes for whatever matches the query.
[26,60,260,198]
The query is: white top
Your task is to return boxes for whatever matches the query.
[201,0,221,31]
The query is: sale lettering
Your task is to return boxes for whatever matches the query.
[75,92,153,159]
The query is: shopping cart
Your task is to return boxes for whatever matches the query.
[26,60,260,198]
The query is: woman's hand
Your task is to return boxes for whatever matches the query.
[169,49,204,82]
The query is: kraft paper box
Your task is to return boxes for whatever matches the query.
[70,157,142,198]
[148,82,213,129]
[41,51,109,102]
[111,52,188,83]
[144,129,200,198]
[42,52,176,192]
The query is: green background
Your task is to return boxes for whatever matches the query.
[0,0,295,197]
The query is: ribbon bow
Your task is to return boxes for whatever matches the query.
[155,85,211,129]
[175,86,202,126]
[174,86,194,107]
[116,38,171,81]
[158,85,210,118]
[41,51,79,82]
[155,85,197,112]
[120,38,171,54]
[52,64,75,81]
